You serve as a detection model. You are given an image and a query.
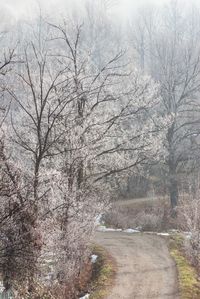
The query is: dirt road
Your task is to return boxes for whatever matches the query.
[95,231,179,299]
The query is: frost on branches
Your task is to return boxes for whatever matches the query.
[0,19,167,298]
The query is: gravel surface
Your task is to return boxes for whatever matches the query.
[95,231,179,299]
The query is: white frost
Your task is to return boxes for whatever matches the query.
[97,226,141,233]
[97,225,122,232]
[91,254,98,263]
[123,228,140,233]
[79,294,90,299]
[183,232,192,239]
[95,214,103,225]
[156,233,170,236]
[0,281,5,293]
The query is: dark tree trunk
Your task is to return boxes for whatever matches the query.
[168,158,178,210]
[167,123,178,210]
[169,175,178,209]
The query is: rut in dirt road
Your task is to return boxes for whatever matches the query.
[95,232,179,299]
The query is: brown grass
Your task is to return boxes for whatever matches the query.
[104,196,176,231]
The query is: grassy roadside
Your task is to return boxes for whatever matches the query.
[169,234,200,299]
[89,245,116,299]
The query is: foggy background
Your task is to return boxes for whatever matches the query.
[0,0,184,24]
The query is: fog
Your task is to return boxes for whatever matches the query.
[0,0,172,22]
[1,0,200,298]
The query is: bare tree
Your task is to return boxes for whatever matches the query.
[0,17,166,297]
[130,1,200,209]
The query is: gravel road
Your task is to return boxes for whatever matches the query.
[95,231,179,299]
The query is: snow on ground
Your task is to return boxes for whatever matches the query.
[91,254,98,263]
[156,233,170,236]
[183,232,192,239]
[98,225,122,232]
[95,214,103,225]
[144,231,170,236]
[79,294,90,299]
[97,225,180,236]
[0,281,4,293]
[124,228,140,233]
[97,225,141,233]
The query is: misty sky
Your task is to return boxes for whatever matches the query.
[0,0,170,23]
[1,0,199,30]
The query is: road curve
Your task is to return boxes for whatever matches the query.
[94,231,179,299]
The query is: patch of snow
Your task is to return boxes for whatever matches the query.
[183,232,192,239]
[0,281,5,293]
[97,225,122,232]
[97,226,141,233]
[135,226,142,231]
[79,294,90,299]
[123,228,140,233]
[97,226,173,236]
[91,254,98,263]
[95,214,103,225]
[144,231,170,236]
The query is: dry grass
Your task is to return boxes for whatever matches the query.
[115,196,167,208]
[17,245,115,299]
[104,196,175,231]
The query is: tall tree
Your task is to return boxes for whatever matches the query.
[130,1,200,209]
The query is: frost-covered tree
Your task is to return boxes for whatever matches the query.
[130,1,200,209]
[0,15,167,297]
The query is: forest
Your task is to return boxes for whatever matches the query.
[0,0,200,298]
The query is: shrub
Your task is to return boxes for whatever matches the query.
[178,195,200,272]
[104,198,171,231]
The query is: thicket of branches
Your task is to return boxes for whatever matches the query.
[0,8,166,298]
[128,1,200,207]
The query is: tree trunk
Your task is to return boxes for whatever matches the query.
[169,175,178,209]
[167,123,178,210]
